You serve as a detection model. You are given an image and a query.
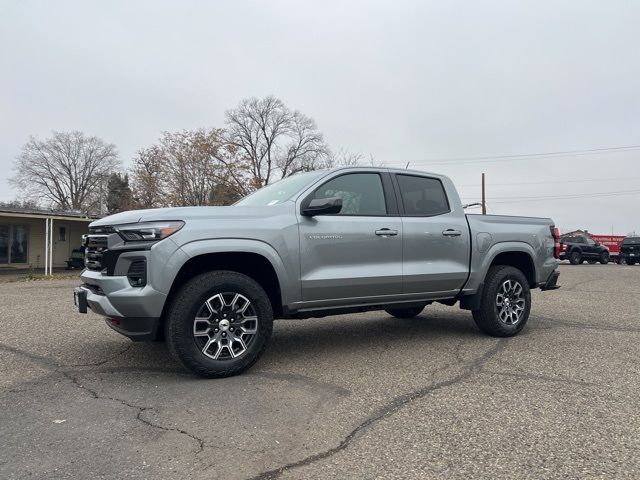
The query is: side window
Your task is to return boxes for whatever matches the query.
[312,173,387,215]
[586,237,595,245]
[396,175,450,216]
[59,226,67,242]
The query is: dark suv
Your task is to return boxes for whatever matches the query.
[559,235,610,265]
[619,237,640,265]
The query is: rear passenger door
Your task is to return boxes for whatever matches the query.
[393,174,470,295]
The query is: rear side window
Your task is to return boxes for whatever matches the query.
[622,237,640,245]
[562,236,583,244]
[396,175,450,216]
[313,173,387,215]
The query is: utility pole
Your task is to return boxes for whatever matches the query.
[481,172,487,215]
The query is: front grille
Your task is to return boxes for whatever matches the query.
[84,235,108,271]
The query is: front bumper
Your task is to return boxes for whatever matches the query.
[73,283,162,341]
[74,268,167,341]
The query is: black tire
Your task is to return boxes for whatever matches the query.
[385,305,425,319]
[599,252,609,265]
[569,251,582,265]
[165,271,273,378]
[472,266,531,337]
[628,260,637,266]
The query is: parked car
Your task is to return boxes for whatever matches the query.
[73,167,560,378]
[618,237,640,265]
[590,234,626,263]
[559,235,609,265]
[66,248,85,269]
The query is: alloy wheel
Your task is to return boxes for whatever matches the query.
[495,279,526,325]
[192,292,258,360]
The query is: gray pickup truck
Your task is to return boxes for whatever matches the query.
[74,167,560,377]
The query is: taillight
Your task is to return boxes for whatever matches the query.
[551,226,561,259]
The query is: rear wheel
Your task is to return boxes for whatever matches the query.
[385,305,426,319]
[599,252,609,264]
[165,271,273,378]
[569,251,582,265]
[472,266,531,337]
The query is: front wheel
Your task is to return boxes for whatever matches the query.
[628,259,637,265]
[472,266,531,337]
[165,271,273,378]
[600,252,609,264]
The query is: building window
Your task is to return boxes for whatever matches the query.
[59,226,67,242]
[0,224,29,264]
[0,225,8,264]
[11,225,29,263]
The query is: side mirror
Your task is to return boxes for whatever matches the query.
[301,197,342,216]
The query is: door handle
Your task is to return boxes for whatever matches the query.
[442,229,462,237]
[375,228,398,237]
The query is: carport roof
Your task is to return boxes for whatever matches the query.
[0,206,97,222]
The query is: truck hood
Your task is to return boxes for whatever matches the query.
[89,203,293,227]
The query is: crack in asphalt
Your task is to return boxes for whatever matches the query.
[60,369,205,455]
[249,339,507,480]
[0,342,205,456]
[65,344,134,367]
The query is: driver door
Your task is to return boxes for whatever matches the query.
[297,171,403,305]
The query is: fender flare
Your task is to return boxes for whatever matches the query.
[482,241,537,278]
[169,238,296,305]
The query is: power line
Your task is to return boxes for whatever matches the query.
[458,176,640,188]
[386,144,640,166]
[461,188,640,204]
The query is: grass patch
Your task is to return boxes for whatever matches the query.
[0,271,81,283]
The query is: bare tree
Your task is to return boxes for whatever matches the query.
[0,199,41,210]
[130,129,244,207]
[327,149,365,167]
[11,131,120,212]
[130,145,168,208]
[224,96,330,189]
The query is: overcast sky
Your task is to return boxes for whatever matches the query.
[1,0,639,234]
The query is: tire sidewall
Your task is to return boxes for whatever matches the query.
[569,251,581,265]
[474,266,531,337]
[166,271,273,377]
[490,269,531,334]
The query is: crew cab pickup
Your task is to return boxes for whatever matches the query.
[73,167,560,377]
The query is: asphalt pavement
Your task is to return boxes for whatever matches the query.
[1,264,638,479]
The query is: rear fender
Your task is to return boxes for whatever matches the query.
[465,241,538,293]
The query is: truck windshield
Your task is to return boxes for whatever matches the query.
[235,171,326,206]
[622,237,640,245]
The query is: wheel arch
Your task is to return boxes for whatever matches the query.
[460,242,538,311]
[162,240,292,323]
[488,251,536,287]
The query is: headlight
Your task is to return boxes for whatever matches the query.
[114,221,185,242]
